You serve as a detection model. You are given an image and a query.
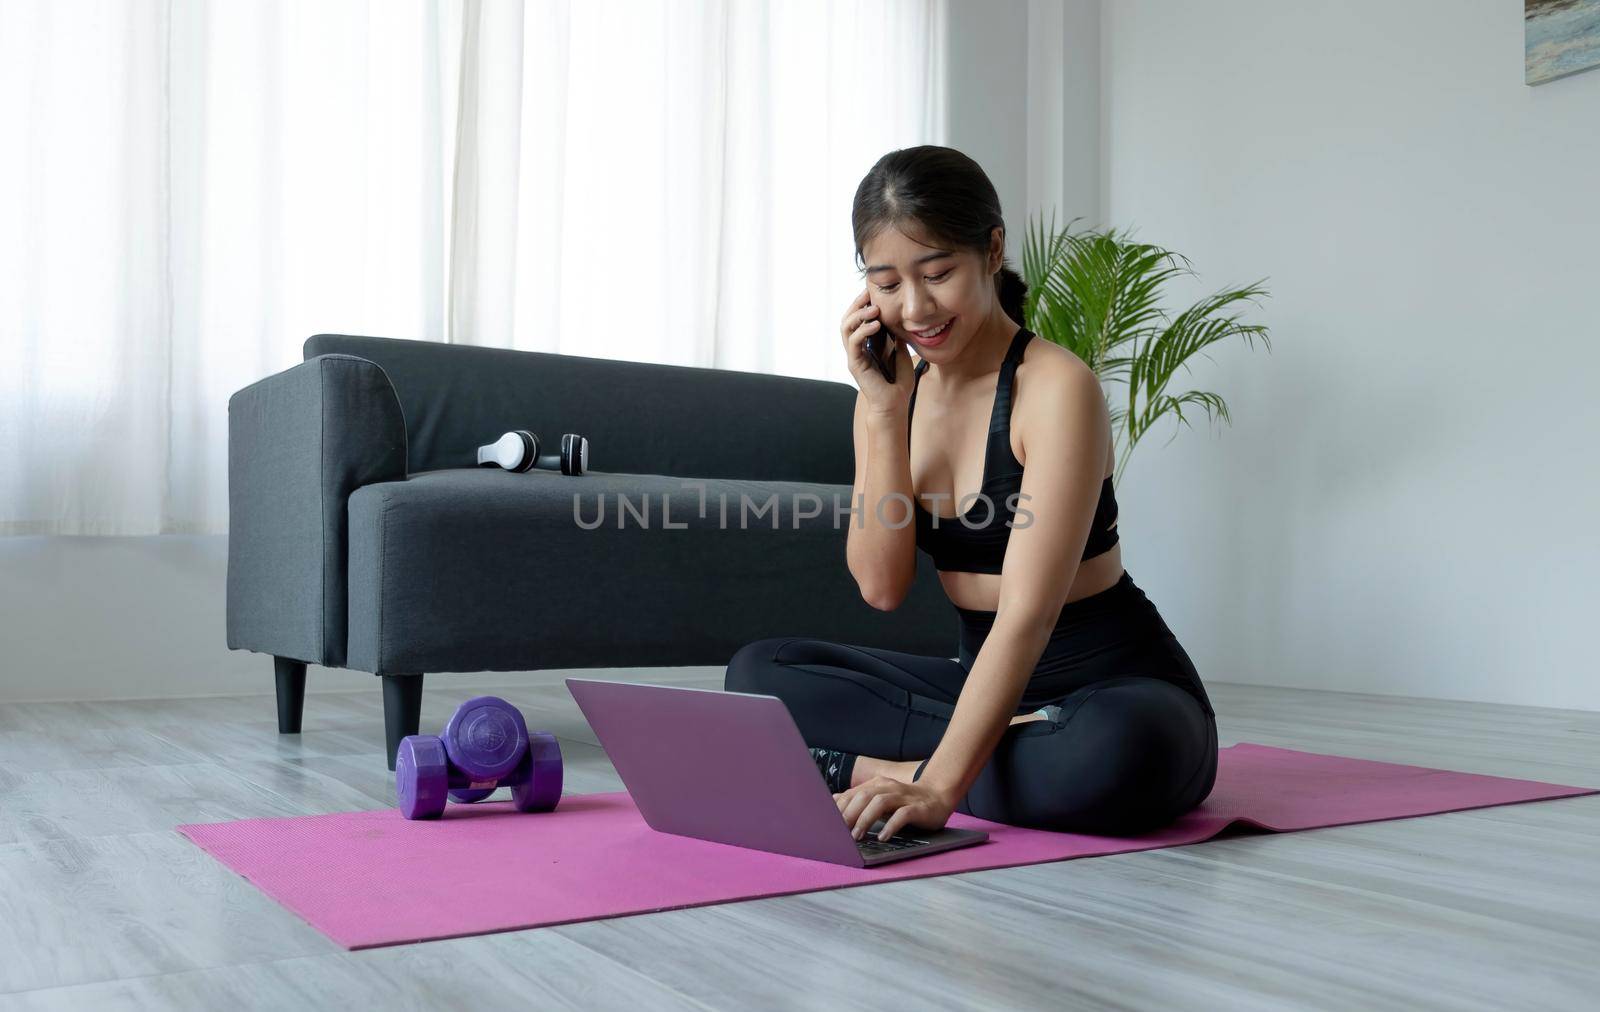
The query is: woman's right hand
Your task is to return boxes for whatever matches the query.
[840,286,915,414]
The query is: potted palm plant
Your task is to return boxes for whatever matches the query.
[1019,213,1272,484]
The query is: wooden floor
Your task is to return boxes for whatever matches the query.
[0,670,1596,1011]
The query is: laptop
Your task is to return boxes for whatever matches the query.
[565,678,989,867]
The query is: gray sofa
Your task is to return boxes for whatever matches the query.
[226,334,957,767]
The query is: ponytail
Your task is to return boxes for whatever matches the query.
[994,264,1028,326]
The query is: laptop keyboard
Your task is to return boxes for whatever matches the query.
[857,834,933,854]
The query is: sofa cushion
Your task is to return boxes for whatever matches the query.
[345,467,955,675]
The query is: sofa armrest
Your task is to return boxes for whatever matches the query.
[226,354,408,668]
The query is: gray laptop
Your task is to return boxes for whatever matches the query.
[565,678,989,867]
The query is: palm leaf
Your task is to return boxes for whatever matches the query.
[1018,215,1273,488]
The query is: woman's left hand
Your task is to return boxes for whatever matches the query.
[835,776,957,841]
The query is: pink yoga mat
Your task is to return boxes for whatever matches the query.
[178,742,1597,949]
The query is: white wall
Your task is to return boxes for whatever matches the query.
[946,0,1104,252]
[1103,0,1600,710]
[0,535,582,701]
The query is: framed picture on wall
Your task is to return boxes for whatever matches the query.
[1526,0,1600,84]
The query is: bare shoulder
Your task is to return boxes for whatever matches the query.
[1015,336,1104,411]
[1014,337,1111,468]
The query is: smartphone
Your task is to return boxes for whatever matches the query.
[863,300,897,383]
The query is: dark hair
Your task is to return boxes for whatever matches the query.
[852,145,1028,326]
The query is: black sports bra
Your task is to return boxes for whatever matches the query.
[908,326,1119,575]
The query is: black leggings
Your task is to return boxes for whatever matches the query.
[724,571,1218,836]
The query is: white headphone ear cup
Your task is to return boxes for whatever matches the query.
[490,432,523,470]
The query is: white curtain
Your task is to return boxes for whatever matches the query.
[0,0,948,536]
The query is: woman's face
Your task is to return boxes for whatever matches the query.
[861,222,1002,358]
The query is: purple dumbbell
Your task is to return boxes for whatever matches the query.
[395,695,564,820]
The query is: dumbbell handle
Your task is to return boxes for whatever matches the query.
[439,734,562,811]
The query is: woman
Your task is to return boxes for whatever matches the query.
[724,146,1218,842]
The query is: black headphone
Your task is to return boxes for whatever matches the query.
[476,430,590,475]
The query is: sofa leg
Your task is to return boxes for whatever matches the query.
[382,673,425,771]
[274,657,307,734]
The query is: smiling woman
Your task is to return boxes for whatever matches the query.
[723,144,1219,843]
